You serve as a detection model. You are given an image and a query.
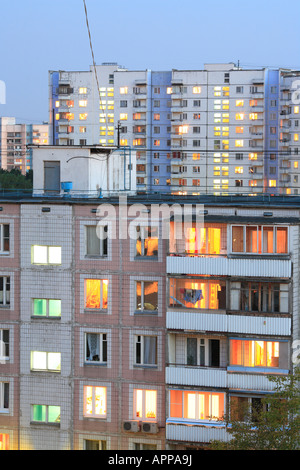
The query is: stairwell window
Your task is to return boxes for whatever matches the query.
[31,351,61,372]
[31,405,60,424]
[32,245,61,265]
[32,299,61,318]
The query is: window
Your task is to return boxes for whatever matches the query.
[31,245,61,265]
[32,299,61,318]
[0,433,9,450]
[136,226,158,257]
[169,278,226,310]
[169,390,225,422]
[187,337,220,367]
[120,87,128,94]
[0,224,9,253]
[79,113,88,120]
[31,405,60,424]
[0,329,9,360]
[184,226,222,255]
[79,100,87,107]
[232,282,287,313]
[120,100,127,107]
[31,351,61,372]
[135,335,157,366]
[86,225,107,257]
[235,140,244,147]
[84,440,107,450]
[231,225,288,254]
[153,113,160,121]
[0,382,9,412]
[236,100,244,107]
[79,87,87,94]
[0,277,10,307]
[85,333,107,364]
[193,86,201,94]
[136,281,158,313]
[83,386,107,418]
[134,389,157,420]
[79,126,86,133]
[230,396,269,423]
[85,279,108,310]
[229,339,285,369]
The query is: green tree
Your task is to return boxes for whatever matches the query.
[211,366,300,450]
[0,169,33,190]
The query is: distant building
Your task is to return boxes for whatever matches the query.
[0,117,48,174]
[49,63,300,195]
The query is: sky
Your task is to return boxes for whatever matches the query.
[0,0,299,123]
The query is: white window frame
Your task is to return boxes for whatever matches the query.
[0,224,9,254]
[31,404,61,424]
[135,280,158,313]
[30,351,61,372]
[84,279,108,311]
[32,298,61,318]
[85,332,107,364]
[83,385,107,419]
[0,329,9,361]
[133,389,157,421]
[31,245,62,265]
[85,225,108,257]
[0,276,10,307]
[134,335,157,367]
[0,382,9,413]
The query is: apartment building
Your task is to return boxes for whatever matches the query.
[0,117,48,174]
[0,184,298,449]
[49,64,300,195]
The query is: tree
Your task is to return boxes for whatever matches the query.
[0,169,33,190]
[211,366,300,450]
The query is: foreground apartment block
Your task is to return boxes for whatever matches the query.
[0,185,298,449]
[49,63,300,195]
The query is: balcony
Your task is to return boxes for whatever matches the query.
[166,422,228,444]
[166,255,291,278]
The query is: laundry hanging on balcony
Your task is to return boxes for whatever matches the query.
[180,288,204,305]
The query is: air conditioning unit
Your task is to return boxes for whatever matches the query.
[142,422,159,434]
[123,421,140,432]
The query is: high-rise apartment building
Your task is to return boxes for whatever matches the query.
[0,117,48,174]
[0,146,299,449]
[49,63,300,195]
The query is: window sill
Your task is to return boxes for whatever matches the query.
[134,310,158,316]
[31,316,61,320]
[84,255,108,260]
[30,421,60,427]
[84,361,107,367]
[84,309,108,314]
[133,364,158,369]
[134,256,158,261]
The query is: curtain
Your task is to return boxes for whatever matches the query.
[143,336,157,365]
[87,333,100,361]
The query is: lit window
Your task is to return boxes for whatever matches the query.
[79,87,87,94]
[249,113,258,120]
[236,113,245,120]
[294,106,299,114]
[120,87,128,94]
[222,114,229,123]
[167,87,172,94]
[83,386,107,418]
[31,405,60,424]
[269,180,276,187]
[85,333,107,363]
[79,126,86,133]
[31,245,61,265]
[120,139,128,146]
[31,351,61,372]
[192,153,200,160]
[235,167,243,174]
[0,433,9,450]
[55,101,60,108]
[236,100,244,107]
[235,140,244,147]
[85,279,108,310]
[120,113,128,120]
[135,335,157,366]
[193,86,201,94]
[136,281,158,312]
[294,161,298,169]
[169,278,225,310]
[169,390,225,421]
[79,100,87,107]
[236,127,244,134]
[153,113,160,121]
[230,339,282,368]
[134,389,157,420]
[249,153,258,160]
[294,134,299,142]
[33,299,61,318]
[231,225,288,254]
[222,100,229,109]
[214,87,221,97]
[79,113,88,120]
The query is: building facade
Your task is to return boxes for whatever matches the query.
[49,64,300,195]
[0,117,48,174]
[0,188,298,449]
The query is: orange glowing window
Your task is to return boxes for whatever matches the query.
[136,226,158,257]
[232,225,287,254]
[0,433,9,450]
[185,227,221,254]
[83,386,107,418]
[236,126,244,134]
[170,390,225,421]
[169,278,225,310]
[236,100,244,107]
[134,389,157,420]
[230,339,280,368]
[85,279,108,310]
